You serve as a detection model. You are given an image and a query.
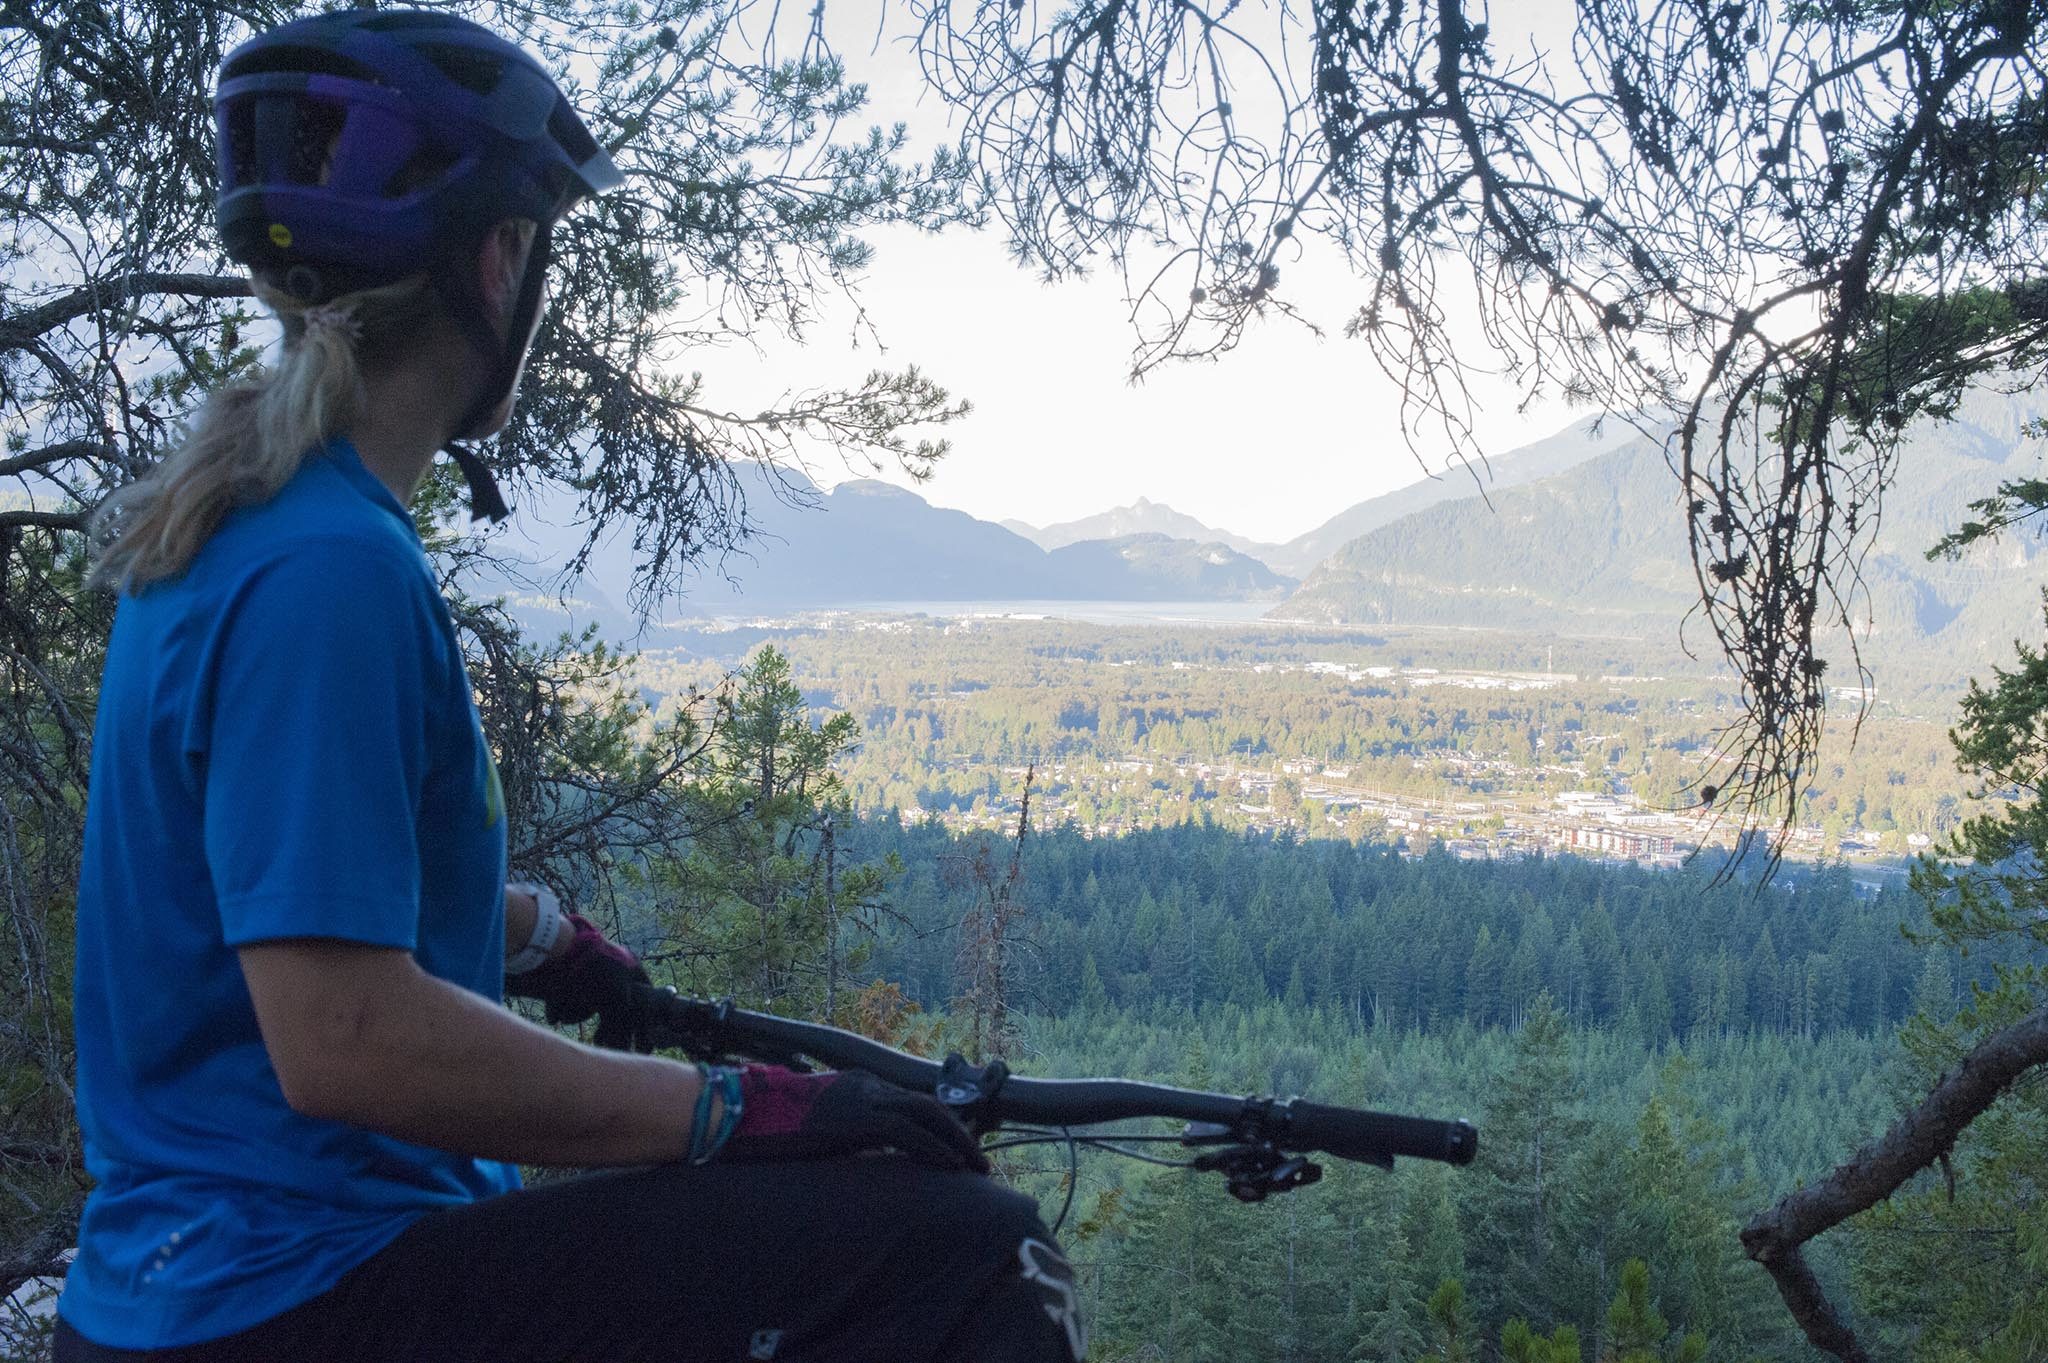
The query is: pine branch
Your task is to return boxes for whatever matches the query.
[0,271,250,354]
[1741,1002,2048,1363]
[0,439,116,479]
[0,508,85,531]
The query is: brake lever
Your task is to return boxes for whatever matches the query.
[1177,1115,1324,1201]
[1187,1143,1325,1203]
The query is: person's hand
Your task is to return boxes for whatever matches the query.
[506,914,651,1051]
[720,1065,989,1173]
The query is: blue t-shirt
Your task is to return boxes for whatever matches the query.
[60,439,517,1349]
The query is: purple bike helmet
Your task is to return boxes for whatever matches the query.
[214,9,623,518]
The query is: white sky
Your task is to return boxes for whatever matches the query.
[678,2,1584,546]
[689,228,1566,545]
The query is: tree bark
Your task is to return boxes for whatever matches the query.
[0,439,116,479]
[1742,1002,2048,1363]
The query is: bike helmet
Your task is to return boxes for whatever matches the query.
[214,9,623,518]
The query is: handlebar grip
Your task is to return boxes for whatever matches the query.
[1284,1101,1479,1167]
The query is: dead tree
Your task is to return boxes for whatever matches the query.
[947,766,1035,1063]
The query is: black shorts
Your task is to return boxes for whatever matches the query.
[55,1158,1086,1363]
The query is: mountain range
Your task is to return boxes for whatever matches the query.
[1272,388,2047,685]
[1260,418,1638,577]
[479,465,1295,627]
[477,396,2046,686]
[1002,499,1276,561]
[997,418,1631,578]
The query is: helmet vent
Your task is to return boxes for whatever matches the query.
[221,94,348,188]
[220,43,377,84]
[414,43,505,97]
[384,144,461,199]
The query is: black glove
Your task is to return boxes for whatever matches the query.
[506,913,652,1051]
[718,1065,990,1173]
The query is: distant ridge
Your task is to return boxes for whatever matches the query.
[1262,416,1638,577]
[1007,498,1277,561]
[472,465,1296,631]
[1272,389,2048,687]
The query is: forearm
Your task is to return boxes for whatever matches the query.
[253,944,698,1167]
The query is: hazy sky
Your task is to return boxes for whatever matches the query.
[680,2,1586,547]
[690,225,1563,546]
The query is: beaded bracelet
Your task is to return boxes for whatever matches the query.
[687,1065,719,1164]
[687,1065,747,1166]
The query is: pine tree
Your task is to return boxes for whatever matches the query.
[1614,1063,1782,1357]
[658,646,893,1014]
[1502,1317,1545,1363]
[1843,610,2048,1361]
[1602,1260,1668,1363]
[1078,953,1112,1013]
[1465,991,1587,1331]
[1349,1183,1426,1363]
[1426,1279,1473,1363]
[1466,925,1505,1028]
[1549,1323,1584,1363]
[1091,1042,1242,1362]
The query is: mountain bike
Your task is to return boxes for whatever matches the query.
[626,984,1478,1216]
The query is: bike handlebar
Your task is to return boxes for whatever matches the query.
[628,986,1477,1171]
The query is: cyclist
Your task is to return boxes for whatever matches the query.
[57,11,1081,1361]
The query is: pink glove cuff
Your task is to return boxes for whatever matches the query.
[737,1065,828,1138]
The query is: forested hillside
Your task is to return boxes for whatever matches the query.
[855,822,1948,1044]
[1264,417,1637,579]
[1278,391,2048,686]
[734,817,1959,1363]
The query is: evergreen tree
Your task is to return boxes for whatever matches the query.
[1550,1323,1585,1363]
[1502,1317,1546,1363]
[1465,925,1505,1029]
[1426,1279,1474,1363]
[1385,1167,1463,1342]
[659,646,895,1014]
[1602,1260,1668,1363]
[1348,1175,1426,1363]
[1466,992,1588,1331]
[1093,1044,1241,1362]
[1847,610,2048,1363]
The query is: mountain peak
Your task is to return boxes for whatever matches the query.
[834,478,918,499]
[1012,500,1272,559]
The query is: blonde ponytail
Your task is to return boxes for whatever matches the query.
[89,274,440,593]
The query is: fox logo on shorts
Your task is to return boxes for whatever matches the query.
[1017,1238,1088,1360]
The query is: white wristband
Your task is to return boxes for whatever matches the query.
[505,882,563,975]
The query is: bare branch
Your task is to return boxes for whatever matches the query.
[0,440,116,479]
[0,509,84,532]
[0,272,251,354]
[0,1193,78,1304]
[1741,1004,2048,1363]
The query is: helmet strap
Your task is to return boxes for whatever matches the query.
[444,441,511,523]
[435,222,557,523]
